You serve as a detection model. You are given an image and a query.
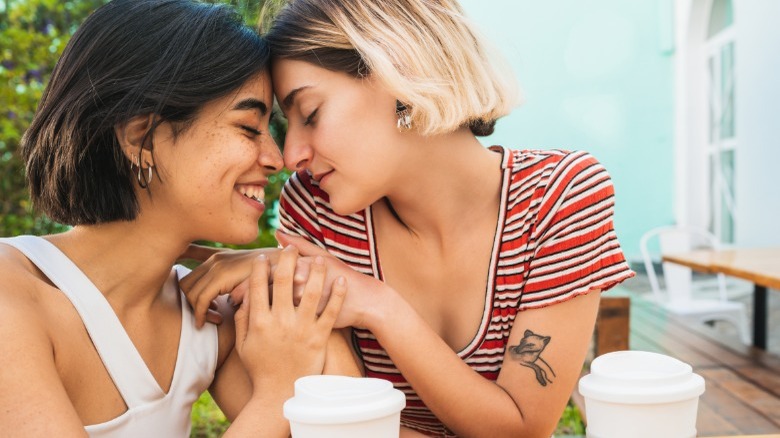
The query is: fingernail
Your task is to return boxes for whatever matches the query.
[314,256,324,265]
[258,253,267,261]
[284,244,297,252]
[336,276,345,286]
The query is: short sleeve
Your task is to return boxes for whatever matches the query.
[519,151,634,310]
[278,171,326,248]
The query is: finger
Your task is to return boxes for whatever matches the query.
[294,258,311,285]
[292,258,312,306]
[272,245,297,313]
[234,295,249,353]
[317,276,347,330]
[297,256,326,317]
[179,257,213,293]
[189,275,228,328]
[228,278,250,307]
[205,309,224,325]
[275,231,330,257]
[249,254,271,315]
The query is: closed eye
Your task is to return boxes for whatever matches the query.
[303,108,318,126]
[241,125,262,137]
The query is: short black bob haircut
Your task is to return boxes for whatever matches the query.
[22,0,270,225]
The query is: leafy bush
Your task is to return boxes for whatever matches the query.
[0,0,287,244]
[0,0,106,236]
[191,392,230,438]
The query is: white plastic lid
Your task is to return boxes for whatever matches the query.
[283,376,406,424]
[578,350,705,404]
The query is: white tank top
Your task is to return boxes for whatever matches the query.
[1,236,219,437]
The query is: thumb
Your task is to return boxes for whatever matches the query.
[275,231,330,257]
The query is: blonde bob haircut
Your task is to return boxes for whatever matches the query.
[265,0,520,136]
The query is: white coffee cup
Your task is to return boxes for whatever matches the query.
[283,375,406,438]
[578,350,705,438]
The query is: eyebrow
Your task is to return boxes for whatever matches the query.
[281,86,311,109]
[232,98,268,115]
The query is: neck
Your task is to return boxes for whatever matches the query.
[48,218,190,311]
[380,129,504,243]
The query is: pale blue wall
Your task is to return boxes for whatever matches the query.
[459,0,675,260]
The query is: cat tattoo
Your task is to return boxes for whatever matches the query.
[509,329,556,386]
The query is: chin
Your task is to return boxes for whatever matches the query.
[210,228,260,246]
[329,197,364,216]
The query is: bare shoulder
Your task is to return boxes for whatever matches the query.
[0,244,88,434]
[0,240,58,377]
[0,242,54,344]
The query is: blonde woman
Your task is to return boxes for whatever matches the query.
[185,0,635,436]
[0,1,351,436]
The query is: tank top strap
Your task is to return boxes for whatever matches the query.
[0,236,165,408]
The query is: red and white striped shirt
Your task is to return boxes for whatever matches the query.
[278,146,634,437]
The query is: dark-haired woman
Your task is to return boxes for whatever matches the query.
[0,0,352,436]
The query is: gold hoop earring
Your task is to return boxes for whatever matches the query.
[396,100,412,131]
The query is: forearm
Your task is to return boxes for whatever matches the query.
[366,298,528,438]
[222,393,292,438]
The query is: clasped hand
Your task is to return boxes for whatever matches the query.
[179,232,388,331]
[231,245,347,386]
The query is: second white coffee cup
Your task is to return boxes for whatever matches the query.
[578,350,705,438]
[284,375,406,438]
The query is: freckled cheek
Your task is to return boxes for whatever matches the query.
[188,130,238,193]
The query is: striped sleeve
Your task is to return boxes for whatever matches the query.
[277,171,326,248]
[520,151,634,310]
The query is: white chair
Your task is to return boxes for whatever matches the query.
[639,225,750,344]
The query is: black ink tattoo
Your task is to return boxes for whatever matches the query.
[509,329,556,386]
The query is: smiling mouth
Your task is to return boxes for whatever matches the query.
[313,170,334,183]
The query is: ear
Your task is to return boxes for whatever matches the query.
[115,114,156,168]
[524,329,533,337]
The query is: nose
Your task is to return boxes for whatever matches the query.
[282,127,312,172]
[259,135,284,174]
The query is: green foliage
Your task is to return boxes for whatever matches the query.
[190,392,230,438]
[554,400,586,436]
[0,0,289,242]
[189,392,587,437]
[0,0,107,236]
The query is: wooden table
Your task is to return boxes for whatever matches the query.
[662,247,780,349]
[704,435,780,437]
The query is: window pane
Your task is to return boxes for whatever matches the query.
[720,42,735,139]
[708,56,716,143]
[708,154,717,236]
[707,0,734,38]
[720,150,735,243]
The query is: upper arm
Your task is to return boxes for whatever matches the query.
[493,152,632,435]
[496,290,601,437]
[523,152,633,305]
[0,284,87,437]
[209,296,252,421]
[323,328,363,377]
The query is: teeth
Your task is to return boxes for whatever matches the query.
[245,193,264,204]
[238,185,264,203]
